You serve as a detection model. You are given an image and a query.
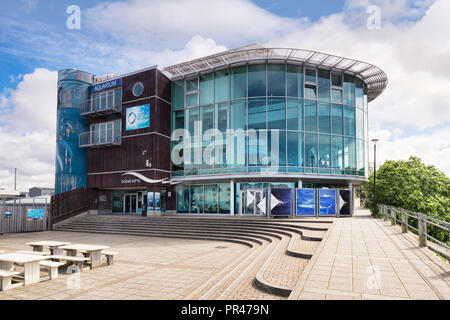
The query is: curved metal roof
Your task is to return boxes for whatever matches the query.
[162,45,388,102]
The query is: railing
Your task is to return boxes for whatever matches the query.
[79,98,121,115]
[79,129,121,147]
[379,204,450,253]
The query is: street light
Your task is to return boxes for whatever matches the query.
[371,139,379,217]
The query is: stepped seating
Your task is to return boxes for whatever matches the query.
[55,215,332,298]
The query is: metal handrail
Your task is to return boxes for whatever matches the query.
[379,204,450,251]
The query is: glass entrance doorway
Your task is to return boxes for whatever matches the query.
[239,189,265,215]
[124,193,138,213]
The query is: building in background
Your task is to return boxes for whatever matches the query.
[29,187,55,198]
[55,44,387,217]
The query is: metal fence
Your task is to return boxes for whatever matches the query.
[0,198,50,234]
[379,204,450,253]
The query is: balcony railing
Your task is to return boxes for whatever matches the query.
[80,98,122,117]
[79,129,121,148]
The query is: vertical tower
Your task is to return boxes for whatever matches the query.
[55,69,93,194]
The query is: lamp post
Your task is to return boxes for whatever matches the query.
[371,139,379,217]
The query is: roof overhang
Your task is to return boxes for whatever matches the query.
[162,46,388,102]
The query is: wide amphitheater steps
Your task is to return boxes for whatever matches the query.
[54,214,332,298]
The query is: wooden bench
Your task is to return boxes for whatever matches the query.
[16,250,50,256]
[40,261,65,280]
[102,251,118,266]
[0,270,20,291]
[49,255,89,272]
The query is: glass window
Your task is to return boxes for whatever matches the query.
[331,136,344,173]
[186,78,198,92]
[363,83,368,112]
[114,88,121,108]
[172,80,184,110]
[190,185,204,213]
[93,93,99,110]
[356,139,365,175]
[318,134,331,168]
[186,93,197,107]
[186,107,199,136]
[231,66,246,99]
[287,98,302,131]
[356,107,364,139]
[331,104,343,135]
[344,106,355,136]
[267,98,285,130]
[287,131,303,167]
[215,70,229,102]
[248,64,266,97]
[267,64,285,96]
[318,69,330,101]
[355,77,364,109]
[344,137,356,172]
[176,186,189,213]
[218,183,231,214]
[318,103,331,134]
[287,65,303,98]
[107,91,114,108]
[332,88,343,103]
[204,184,218,213]
[173,110,184,130]
[304,100,317,132]
[248,98,266,130]
[267,130,285,167]
[305,68,316,83]
[332,73,343,87]
[201,105,214,134]
[199,73,213,105]
[304,85,317,100]
[344,74,355,106]
[100,92,106,109]
[305,133,318,169]
[230,100,246,130]
[215,102,228,132]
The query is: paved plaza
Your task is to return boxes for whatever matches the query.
[0,207,448,300]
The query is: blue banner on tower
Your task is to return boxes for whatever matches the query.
[296,189,316,216]
[126,104,150,131]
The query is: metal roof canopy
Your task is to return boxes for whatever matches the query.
[162,45,388,102]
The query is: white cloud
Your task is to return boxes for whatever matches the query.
[0,69,57,191]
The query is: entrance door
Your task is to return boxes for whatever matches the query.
[124,193,138,213]
[239,189,265,215]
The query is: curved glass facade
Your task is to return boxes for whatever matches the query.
[171,63,368,177]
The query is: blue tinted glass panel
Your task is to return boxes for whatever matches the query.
[318,134,331,168]
[344,137,356,171]
[331,136,344,172]
[344,106,355,137]
[218,184,231,214]
[332,104,343,135]
[305,69,316,83]
[318,69,330,102]
[356,139,365,175]
[190,185,203,213]
[200,73,213,105]
[287,99,302,131]
[268,98,285,130]
[268,64,285,96]
[215,70,229,102]
[186,93,197,107]
[186,79,198,91]
[201,105,214,134]
[344,74,355,106]
[268,130,286,166]
[230,100,246,130]
[287,131,303,167]
[231,66,246,99]
[176,186,189,213]
[305,133,318,168]
[305,85,317,100]
[355,107,364,139]
[304,100,317,132]
[287,65,303,97]
[332,89,342,103]
[172,81,184,110]
[215,102,228,132]
[318,103,331,134]
[355,77,364,109]
[204,184,218,213]
[248,98,266,130]
[248,65,266,97]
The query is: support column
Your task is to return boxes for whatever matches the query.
[230,180,235,216]
[297,180,303,189]
[348,182,353,216]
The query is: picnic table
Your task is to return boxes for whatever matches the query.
[0,252,51,285]
[59,244,110,269]
[26,241,71,255]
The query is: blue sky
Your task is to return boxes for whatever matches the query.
[0,0,449,189]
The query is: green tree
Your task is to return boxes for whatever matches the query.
[361,156,450,244]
